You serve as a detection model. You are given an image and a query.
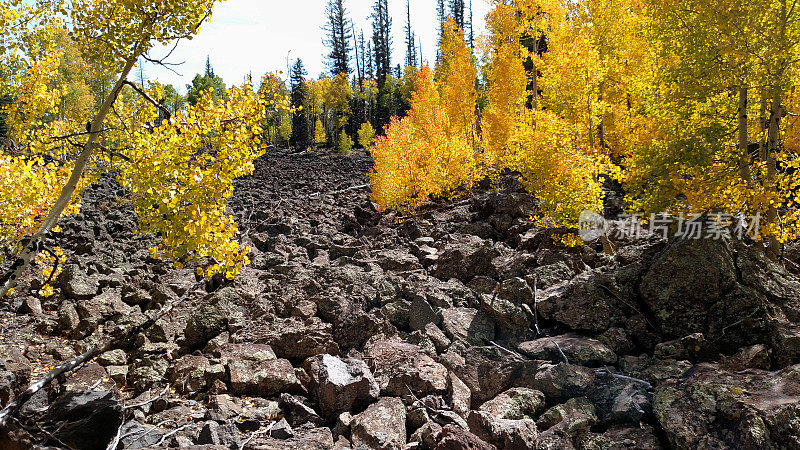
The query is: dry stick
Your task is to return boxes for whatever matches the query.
[594,367,653,391]
[239,421,276,450]
[0,300,178,428]
[0,55,139,299]
[533,276,541,336]
[552,340,569,365]
[122,385,171,411]
[488,340,527,361]
[152,422,193,447]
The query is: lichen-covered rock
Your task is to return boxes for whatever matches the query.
[467,388,545,450]
[59,264,100,300]
[654,363,800,449]
[351,397,407,450]
[582,424,665,450]
[467,410,538,450]
[536,397,598,450]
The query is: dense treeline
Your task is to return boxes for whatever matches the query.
[370,0,800,260]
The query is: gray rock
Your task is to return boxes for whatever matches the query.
[228,357,300,396]
[410,297,439,331]
[280,393,325,427]
[244,316,340,360]
[435,424,497,450]
[43,390,122,450]
[433,235,503,281]
[59,264,100,300]
[536,271,627,333]
[518,334,617,367]
[267,418,294,439]
[316,354,379,419]
[365,340,448,396]
[351,397,407,450]
[519,363,595,401]
[197,421,241,448]
[441,307,495,343]
[467,410,538,450]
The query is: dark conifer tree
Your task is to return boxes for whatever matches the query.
[449,0,465,30]
[404,0,417,68]
[290,59,311,149]
[324,0,352,76]
[371,0,391,88]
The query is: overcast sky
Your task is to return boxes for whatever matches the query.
[142,0,492,92]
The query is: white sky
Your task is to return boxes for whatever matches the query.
[142,0,491,91]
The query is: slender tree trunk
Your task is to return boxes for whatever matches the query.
[0,55,139,298]
[760,90,769,162]
[588,93,595,149]
[738,87,751,184]
[598,81,606,150]
[766,87,782,260]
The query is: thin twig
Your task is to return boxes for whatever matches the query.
[122,385,170,410]
[153,422,192,447]
[488,340,527,361]
[533,276,541,336]
[552,340,569,364]
[239,421,276,450]
[594,367,653,390]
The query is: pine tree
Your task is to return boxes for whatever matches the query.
[371,0,392,88]
[405,0,417,68]
[324,0,352,76]
[449,0,465,30]
[468,0,474,49]
[290,59,311,149]
[437,0,446,37]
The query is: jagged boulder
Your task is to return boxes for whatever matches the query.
[315,354,379,419]
[654,363,800,449]
[351,397,407,450]
[365,340,448,397]
[640,238,800,358]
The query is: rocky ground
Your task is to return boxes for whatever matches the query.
[1,149,800,450]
